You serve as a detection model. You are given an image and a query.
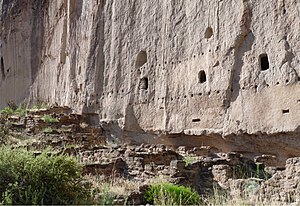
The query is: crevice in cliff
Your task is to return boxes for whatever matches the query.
[66,0,85,108]
[30,0,47,83]
[1,0,8,19]
[222,0,254,136]
[275,4,298,83]
[223,0,253,113]
[83,0,106,113]
[0,56,5,80]
[69,0,83,20]
[60,13,67,65]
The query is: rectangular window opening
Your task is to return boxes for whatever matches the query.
[282,109,289,114]
[192,118,201,122]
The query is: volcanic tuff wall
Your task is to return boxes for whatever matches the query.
[1,0,300,164]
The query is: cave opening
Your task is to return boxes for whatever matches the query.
[139,77,148,90]
[135,51,147,68]
[198,70,207,83]
[259,53,269,71]
[204,27,213,39]
[282,109,289,114]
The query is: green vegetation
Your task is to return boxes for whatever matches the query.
[0,107,27,117]
[183,156,198,167]
[41,115,59,123]
[145,182,201,205]
[42,127,54,133]
[0,101,51,118]
[0,147,92,205]
[96,182,117,205]
[31,101,50,110]
[0,122,9,145]
[232,163,270,180]
[203,186,251,206]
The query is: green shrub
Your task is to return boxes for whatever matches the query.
[0,123,9,145]
[0,147,92,205]
[0,107,27,117]
[41,115,59,123]
[14,108,27,117]
[42,127,54,134]
[0,107,15,116]
[145,182,201,205]
[183,156,198,167]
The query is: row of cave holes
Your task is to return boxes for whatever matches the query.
[136,51,208,89]
[169,91,219,101]
[136,52,270,90]
[141,90,221,103]
[92,53,287,97]
[135,26,214,66]
[138,73,205,91]
[129,92,221,107]
[101,88,221,103]
[192,108,291,123]
[138,28,212,70]
[82,53,271,98]
[101,89,126,97]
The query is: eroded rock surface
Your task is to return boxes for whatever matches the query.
[1,1,300,165]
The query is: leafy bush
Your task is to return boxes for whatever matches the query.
[145,182,201,205]
[41,115,59,123]
[14,108,27,117]
[0,117,10,145]
[0,107,27,117]
[0,107,14,116]
[0,147,92,205]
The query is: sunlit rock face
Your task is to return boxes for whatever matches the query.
[1,0,300,165]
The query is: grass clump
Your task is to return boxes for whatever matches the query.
[41,115,59,123]
[145,182,201,205]
[96,182,117,205]
[0,147,92,205]
[87,175,138,205]
[31,101,50,110]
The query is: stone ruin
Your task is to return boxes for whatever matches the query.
[1,106,299,204]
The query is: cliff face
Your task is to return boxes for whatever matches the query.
[1,0,300,165]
